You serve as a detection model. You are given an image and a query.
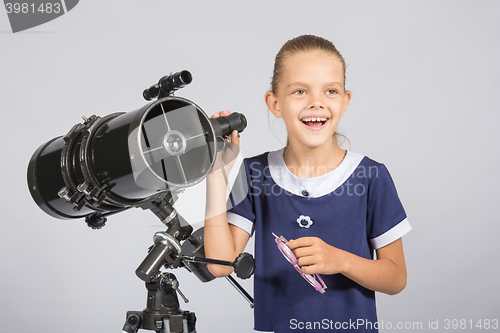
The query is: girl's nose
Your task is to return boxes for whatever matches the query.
[308,94,325,109]
[309,103,324,109]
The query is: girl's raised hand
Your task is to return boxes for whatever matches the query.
[209,110,240,178]
[286,237,347,276]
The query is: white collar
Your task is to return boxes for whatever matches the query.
[267,148,364,198]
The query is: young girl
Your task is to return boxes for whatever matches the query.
[204,34,411,333]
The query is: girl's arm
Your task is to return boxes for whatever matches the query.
[203,111,250,278]
[286,237,407,295]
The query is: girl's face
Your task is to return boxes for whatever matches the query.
[266,50,351,150]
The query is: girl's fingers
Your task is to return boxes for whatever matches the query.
[296,256,315,267]
[286,237,315,250]
[211,110,231,119]
[292,247,313,258]
[231,130,240,146]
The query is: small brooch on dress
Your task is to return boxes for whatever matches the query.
[297,215,313,228]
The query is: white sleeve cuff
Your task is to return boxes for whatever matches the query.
[227,212,254,236]
[370,218,411,249]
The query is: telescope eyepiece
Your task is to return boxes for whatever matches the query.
[143,71,193,101]
[210,112,247,138]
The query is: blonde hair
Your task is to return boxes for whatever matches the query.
[269,34,349,147]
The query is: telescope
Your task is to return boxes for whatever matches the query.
[27,71,254,333]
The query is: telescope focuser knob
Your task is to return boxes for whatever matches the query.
[233,252,255,280]
[85,213,107,229]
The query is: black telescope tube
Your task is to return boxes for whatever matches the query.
[210,112,247,137]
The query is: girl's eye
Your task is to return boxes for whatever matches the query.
[293,89,306,95]
[326,89,338,95]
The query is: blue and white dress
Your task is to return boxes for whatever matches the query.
[227,148,411,333]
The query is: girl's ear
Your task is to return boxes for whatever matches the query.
[265,91,282,118]
[341,90,352,117]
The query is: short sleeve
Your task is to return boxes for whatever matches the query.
[226,159,255,235]
[366,164,411,249]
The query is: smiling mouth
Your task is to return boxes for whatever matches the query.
[301,117,329,130]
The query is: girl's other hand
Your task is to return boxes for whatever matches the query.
[286,237,347,275]
[209,110,240,177]
[287,237,408,294]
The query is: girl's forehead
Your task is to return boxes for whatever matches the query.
[281,50,344,82]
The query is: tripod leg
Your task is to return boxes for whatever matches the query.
[184,317,197,333]
[122,313,141,333]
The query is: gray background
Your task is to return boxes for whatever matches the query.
[1,1,499,332]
